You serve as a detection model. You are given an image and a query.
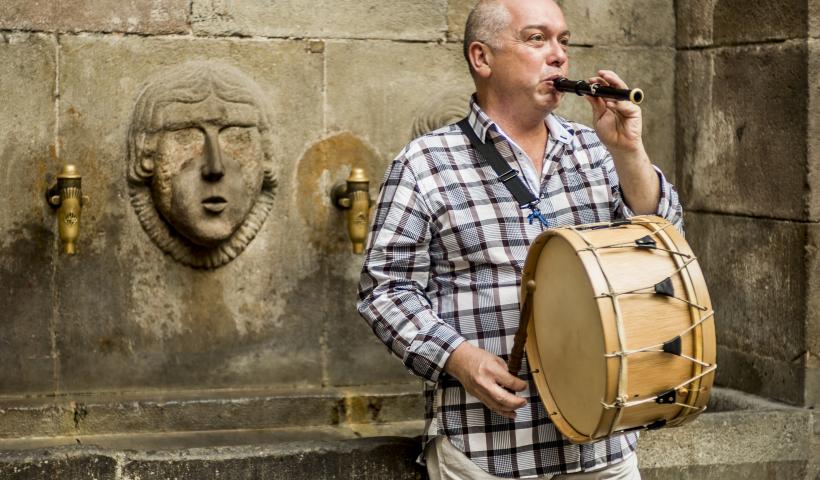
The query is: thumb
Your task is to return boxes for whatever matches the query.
[496,369,528,392]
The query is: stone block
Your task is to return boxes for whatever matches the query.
[448,0,674,47]
[812,0,820,38]
[640,462,807,480]
[676,43,810,220]
[0,34,57,396]
[0,0,189,34]
[685,212,817,405]
[810,39,820,221]
[0,400,75,438]
[55,35,328,392]
[0,447,116,479]
[446,0,473,41]
[557,46,676,182]
[638,409,812,469]
[120,437,424,480]
[326,40,471,161]
[192,0,447,41]
[555,0,674,47]
[715,346,805,406]
[676,0,808,48]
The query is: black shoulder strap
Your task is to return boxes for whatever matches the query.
[456,117,538,208]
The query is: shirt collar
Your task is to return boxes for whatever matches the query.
[466,95,575,146]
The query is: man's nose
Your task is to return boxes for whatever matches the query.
[547,40,567,68]
[201,128,224,181]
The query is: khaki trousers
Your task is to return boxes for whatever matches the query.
[425,436,641,480]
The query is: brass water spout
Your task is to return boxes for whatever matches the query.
[331,167,372,254]
[47,164,88,255]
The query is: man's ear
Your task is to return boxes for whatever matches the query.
[468,42,493,79]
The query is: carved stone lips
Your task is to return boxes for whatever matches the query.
[202,196,228,213]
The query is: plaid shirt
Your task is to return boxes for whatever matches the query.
[358,98,683,478]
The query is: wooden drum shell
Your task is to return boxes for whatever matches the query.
[520,216,716,444]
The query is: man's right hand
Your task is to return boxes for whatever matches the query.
[444,342,528,419]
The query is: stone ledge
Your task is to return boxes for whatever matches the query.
[0,389,815,479]
[0,384,423,439]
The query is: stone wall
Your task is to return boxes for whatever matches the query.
[0,1,676,403]
[676,0,819,408]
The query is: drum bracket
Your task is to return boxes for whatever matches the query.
[654,277,675,297]
[655,389,677,404]
[635,235,657,248]
[662,336,683,356]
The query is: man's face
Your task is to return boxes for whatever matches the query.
[151,95,265,246]
[488,0,570,113]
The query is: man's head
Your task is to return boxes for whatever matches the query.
[463,0,570,114]
[127,62,278,268]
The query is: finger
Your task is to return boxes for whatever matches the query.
[489,359,530,393]
[597,70,627,89]
[491,385,527,410]
[497,372,528,392]
[497,410,517,420]
[584,94,608,120]
[587,75,608,87]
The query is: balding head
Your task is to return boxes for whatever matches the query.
[463,0,511,75]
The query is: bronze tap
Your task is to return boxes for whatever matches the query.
[331,167,372,254]
[47,164,88,255]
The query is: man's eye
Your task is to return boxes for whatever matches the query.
[529,34,545,42]
[560,37,571,46]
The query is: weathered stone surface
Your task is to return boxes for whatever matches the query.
[1,391,812,480]
[685,212,816,405]
[638,408,813,469]
[812,0,820,38]
[0,400,74,439]
[557,46,676,182]
[676,43,810,220]
[640,462,807,480]
[676,0,808,48]
[0,387,423,438]
[806,218,820,408]
[448,0,674,46]
[120,437,425,480]
[0,34,57,395]
[810,39,820,222]
[0,448,116,480]
[446,0,473,42]
[326,40,471,161]
[715,346,805,406]
[0,0,188,34]
[55,35,326,392]
[555,0,674,47]
[192,0,447,41]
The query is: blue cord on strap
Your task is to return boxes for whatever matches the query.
[527,206,549,228]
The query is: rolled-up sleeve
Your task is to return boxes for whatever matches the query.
[606,157,684,231]
[357,154,465,383]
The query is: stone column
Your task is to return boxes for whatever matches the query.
[676,0,819,408]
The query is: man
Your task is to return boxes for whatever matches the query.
[358,0,682,478]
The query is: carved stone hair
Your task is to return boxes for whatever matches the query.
[127,61,278,269]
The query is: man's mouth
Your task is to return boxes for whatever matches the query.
[202,196,228,213]
[543,74,563,86]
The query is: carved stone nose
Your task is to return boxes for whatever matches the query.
[202,130,224,181]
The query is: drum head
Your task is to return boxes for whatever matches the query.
[530,234,606,438]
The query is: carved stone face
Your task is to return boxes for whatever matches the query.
[127,61,277,269]
[152,96,264,246]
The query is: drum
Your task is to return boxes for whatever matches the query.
[508,215,716,444]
